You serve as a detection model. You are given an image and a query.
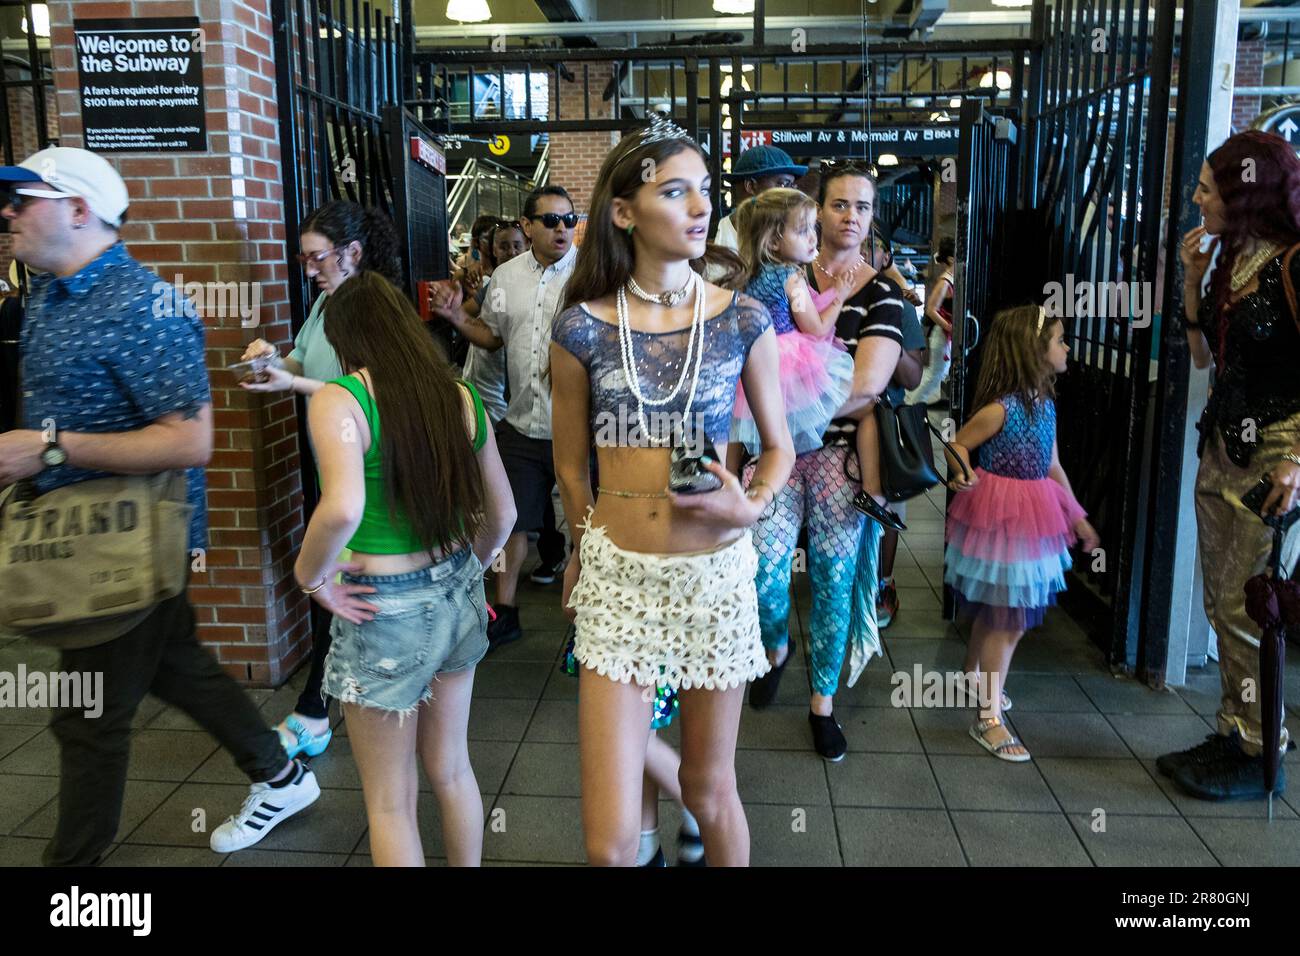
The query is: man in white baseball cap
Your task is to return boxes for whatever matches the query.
[0,145,130,227]
[0,145,321,865]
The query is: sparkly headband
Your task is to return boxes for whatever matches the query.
[1037,305,1047,333]
[614,112,696,171]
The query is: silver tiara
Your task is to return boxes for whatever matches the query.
[636,111,694,147]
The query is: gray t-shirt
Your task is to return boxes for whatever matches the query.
[288,294,344,385]
[886,298,926,406]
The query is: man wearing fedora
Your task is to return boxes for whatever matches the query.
[713,145,808,251]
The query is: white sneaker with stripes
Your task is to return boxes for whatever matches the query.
[209,761,321,853]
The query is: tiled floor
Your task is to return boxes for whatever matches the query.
[3,487,1300,867]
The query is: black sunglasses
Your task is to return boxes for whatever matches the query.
[531,212,578,229]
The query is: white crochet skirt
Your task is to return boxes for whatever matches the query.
[569,523,770,692]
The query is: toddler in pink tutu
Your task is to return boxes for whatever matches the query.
[729,189,902,528]
[942,304,1100,762]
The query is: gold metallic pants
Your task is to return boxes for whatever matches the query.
[1194,413,1300,756]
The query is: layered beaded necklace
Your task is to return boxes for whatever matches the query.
[616,270,706,448]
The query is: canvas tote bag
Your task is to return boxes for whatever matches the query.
[0,470,193,648]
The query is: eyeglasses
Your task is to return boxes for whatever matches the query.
[5,187,72,214]
[295,245,344,267]
[531,212,578,229]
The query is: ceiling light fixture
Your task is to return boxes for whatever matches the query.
[22,3,49,37]
[979,69,1013,91]
[447,0,492,23]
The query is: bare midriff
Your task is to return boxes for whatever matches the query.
[588,444,745,555]
[346,548,452,576]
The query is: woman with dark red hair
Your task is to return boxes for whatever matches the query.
[1160,130,1300,801]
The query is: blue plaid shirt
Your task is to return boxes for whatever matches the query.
[21,242,210,550]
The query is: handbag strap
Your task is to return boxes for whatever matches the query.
[924,415,971,483]
[876,391,971,483]
[878,390,972,481]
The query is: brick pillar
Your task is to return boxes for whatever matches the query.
[547,62,618,214]
[1232,38,1264,131]
[48,0,309,686]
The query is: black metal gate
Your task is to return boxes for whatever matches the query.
[950,100,1020,428]
[270,1,452,525]
[272,0,402,322]
[1018,0,1179,671]
[942,99,1021,618]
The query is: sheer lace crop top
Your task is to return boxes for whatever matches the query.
[551,291,773,446]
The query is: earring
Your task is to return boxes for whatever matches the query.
[626,224,635,235]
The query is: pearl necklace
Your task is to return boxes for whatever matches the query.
[1230,241,1283,294]
[627,273,694,308]
[616,271,706,447]
[814,253,866,285]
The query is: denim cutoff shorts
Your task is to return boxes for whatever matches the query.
[322,548,489,715]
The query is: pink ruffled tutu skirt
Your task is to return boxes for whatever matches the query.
[732,330,854,455]
[944,468,1087,630]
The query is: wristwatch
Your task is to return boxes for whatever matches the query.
[40,437,67,468]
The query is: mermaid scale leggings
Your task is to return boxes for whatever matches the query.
[749,445,873,697]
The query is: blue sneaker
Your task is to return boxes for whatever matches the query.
[280,715,333,759]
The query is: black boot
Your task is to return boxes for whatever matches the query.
[749,641,794,710]
[1155,732,1235,777]
[1171,733,1286,801]
[486,604,522,652]
[809,711,847,762]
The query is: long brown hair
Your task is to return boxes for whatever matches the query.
[734,187,818,287]
[562,127,709,310]
[971,304,1058,417]
[323,271,484,554]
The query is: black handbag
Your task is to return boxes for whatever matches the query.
[874,394,969,502]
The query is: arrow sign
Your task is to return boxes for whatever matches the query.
[1280,118,1299,141]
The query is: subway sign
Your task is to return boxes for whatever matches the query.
[705,125,959,158]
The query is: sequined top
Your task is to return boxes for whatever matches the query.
[551,291,773,446]
[980,394,1056,480]
[1197,253,1300,466]
[744,263,799,334]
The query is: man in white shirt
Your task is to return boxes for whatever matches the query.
[432,185,578,649]
[713,145,807,250]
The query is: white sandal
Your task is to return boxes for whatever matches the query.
[969,716,1031,763]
